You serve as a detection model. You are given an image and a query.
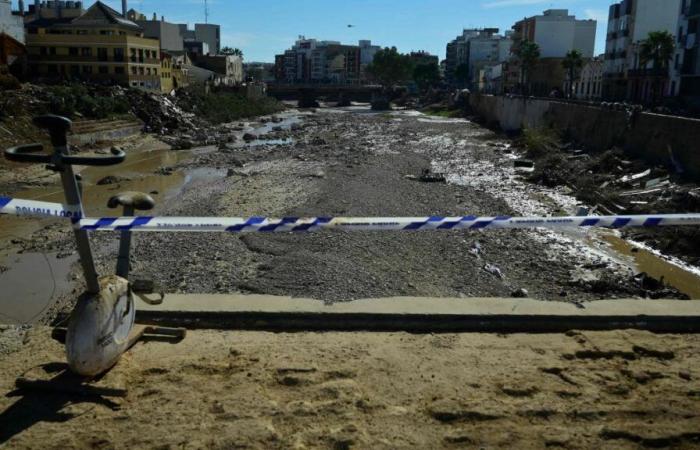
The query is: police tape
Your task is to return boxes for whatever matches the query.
[0,195,82,220]
[4,196,700,233]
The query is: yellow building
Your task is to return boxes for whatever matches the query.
[160,51,190,94]
[26,1,161,91]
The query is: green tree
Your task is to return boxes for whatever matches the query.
[562,49,584,99]
[366,47,415,88]
[221,47,244,58]
[413,62,440,91]
[639,31,675,105]
[453,63,470,87]
[514,40,540,95]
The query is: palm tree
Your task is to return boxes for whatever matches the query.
[221,47,244,58]
[515,40,540,96]
[562,50,584,99]
[639,31,675,105]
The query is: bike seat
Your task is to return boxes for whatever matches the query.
[107,191,155,211]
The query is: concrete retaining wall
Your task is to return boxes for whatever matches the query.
[469,94,700,180]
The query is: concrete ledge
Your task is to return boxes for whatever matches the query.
[135,295,700,333]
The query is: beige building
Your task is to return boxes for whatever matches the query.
[571,58,604,100]
[25,1,161,91]
[160,51,190,93]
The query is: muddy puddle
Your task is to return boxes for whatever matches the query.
[0,252,74,324]
[603,234,700,299]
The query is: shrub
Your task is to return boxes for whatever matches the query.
[521,127,560,158]
[179,86,284,124]
[0,74,21,91]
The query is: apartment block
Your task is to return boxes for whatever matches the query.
[25,1,161,91]
[0,0,25,44]
[136,14,184,53]
[274,37,366,84]
[445,28,511,88]
[677,0,700,102]
[512,9,596,58]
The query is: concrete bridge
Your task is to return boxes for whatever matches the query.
[267,83,383,103]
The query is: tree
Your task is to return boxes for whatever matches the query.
[562,50,584,99]
[639,31,675,105]
[366,47,415,88]
[413,62,440,91]
[453,63,470,87]
[514,40,540,96]
[221,47,244,58]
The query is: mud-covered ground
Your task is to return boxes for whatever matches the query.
[81,109,686,303]
[1,327,699,449]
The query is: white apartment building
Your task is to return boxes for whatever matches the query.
[604,0,683,101]
[514,9,596,58]
[0,0,25,44]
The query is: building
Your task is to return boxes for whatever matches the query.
[25,1,161,90]
[445,28,511,87]
[0,0,25,44]
[0,32,26,77]
[190,53,243,86]
[274,37,365,84]
[24,0,85,22]
[479,62,504,94]
[184,39,208,56]
[160,50,189,93]
[513,9,596,58]
[244,62,275,82]
[177,22,219,56]
[569,57,604,100]
[193,24,219,55]
[604,0,683,102]
[676,0,700,104]
[135,13,184,53]
[359,39,379,81]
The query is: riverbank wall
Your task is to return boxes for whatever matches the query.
[469,94,700,181]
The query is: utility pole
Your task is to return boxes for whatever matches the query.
[204,0,209,24]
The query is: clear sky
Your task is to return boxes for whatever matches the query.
[12,0,613,62]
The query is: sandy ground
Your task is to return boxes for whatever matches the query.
[1,328,699,449]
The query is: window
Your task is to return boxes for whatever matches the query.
[77,30,88,35]
[81,47,92,57]
[82,65,93,74]
[49,47,56,55]
[98,48,108,62]
[70,65,80,75]
[114,48,125,62]
[40,47,48,56]
[115,67,125,75]
[99,66,109,74]
[139,67,145,75]
[138,49,144,63]
[146,68,151,75]
[131,66,137,75]
[154,69,158,76]
[69,47,79,56]
[47,64,58,74]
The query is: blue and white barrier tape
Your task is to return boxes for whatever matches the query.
[3,196,700,233]
[0,195,82,220]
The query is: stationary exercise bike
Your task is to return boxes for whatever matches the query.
[5,115,183,377]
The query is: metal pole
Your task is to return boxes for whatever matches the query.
[46,122,100,294]
[116,205,134,279]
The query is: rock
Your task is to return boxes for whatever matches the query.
[271,115,283,123]
[511,288,529,298]
[243,133,257,142]
[371,97,391,111]
[96,175,129,185]
[290,123,302,131]
[484,264,504,279]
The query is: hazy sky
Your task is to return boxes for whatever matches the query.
[13,0,613,62]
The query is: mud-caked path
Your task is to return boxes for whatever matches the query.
[108,111,673,302]
[1,328,699,449]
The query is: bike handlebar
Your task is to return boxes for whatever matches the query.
[4,145,126,166]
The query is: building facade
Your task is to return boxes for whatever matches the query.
[136,15,184,53]
[513,9,596,58]
[677,0,700,103]
[445,28,511,87]
[569,57,604,100]
[25,1,161,90]
[0,0,25,44]
[190,53,243,86]
[194,24,220,55]
[274,38,366,84]
[604,0,683,102]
